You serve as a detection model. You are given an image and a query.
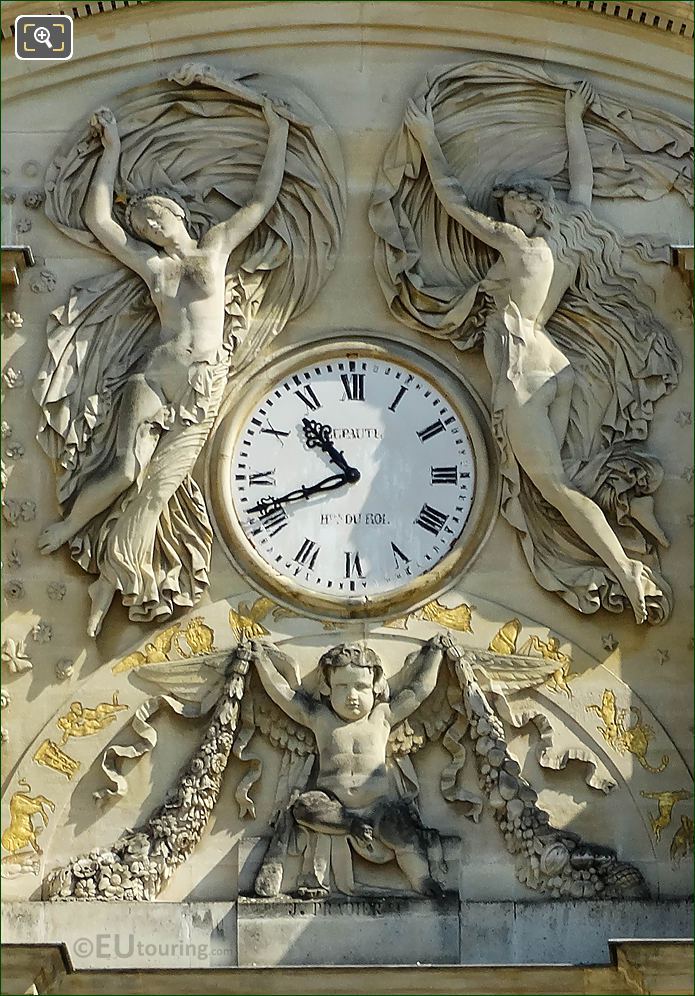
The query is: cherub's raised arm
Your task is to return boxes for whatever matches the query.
[565,82,595,208]
[240,640,315,728]
[388,635,452,725]
[403,101,526,255]
[83,108,157,279]
[202,100,289,256]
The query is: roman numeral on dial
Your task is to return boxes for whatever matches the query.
[388,386,408,412]
[294,385,321,411]
[261,422,290,443]
[417,420,445,442]
[249,470,276,487]
[430,466,458,484]
[294,538,320,570]
[415,503,448,535]
[391,542,410,567]
[258,504,288,536]
[340,373,365,401]
[344,552,364,578]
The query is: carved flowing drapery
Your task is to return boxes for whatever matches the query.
[34,67,346,623]
[370,61,690,621]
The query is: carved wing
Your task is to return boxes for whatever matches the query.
[388,663,456,758]
[247,673,316,757]
[388,659,483,819]
[464,648,565,695]
[95,650,237,802]
[124,651,232,711]
[232,648,316,819]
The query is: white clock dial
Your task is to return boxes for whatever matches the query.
[229,354,477,600]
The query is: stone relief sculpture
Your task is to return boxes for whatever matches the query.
[34,63,346,636]
[370,62,692,623]
[44,636,648,903]
[244,637,453,899]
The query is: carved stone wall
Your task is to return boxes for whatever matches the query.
[2,2,692,993]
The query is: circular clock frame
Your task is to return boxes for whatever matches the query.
[208,334,499,621]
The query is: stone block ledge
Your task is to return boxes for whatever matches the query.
[1,897,691,971]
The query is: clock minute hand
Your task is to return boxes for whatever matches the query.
[247,473,350,515]
[302,418,359,481]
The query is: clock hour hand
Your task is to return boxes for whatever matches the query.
[301,418,360,482]
[247,472,350,515]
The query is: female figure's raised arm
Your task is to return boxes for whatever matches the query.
[403,100,526,255]
[565,82,595,208]
[83,108,157,279]
[203,100,289,256]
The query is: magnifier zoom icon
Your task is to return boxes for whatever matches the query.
[33,26,53,47]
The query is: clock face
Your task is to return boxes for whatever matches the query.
[227,351,480,604]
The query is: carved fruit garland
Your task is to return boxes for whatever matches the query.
[44,645,648,901]
[453,651,648,900]
[43,652,248,901]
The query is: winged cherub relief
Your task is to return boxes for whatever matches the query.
[240,637,455,899]
[371,62,692,624]
[34,64,345,636]
[44,635,648,903]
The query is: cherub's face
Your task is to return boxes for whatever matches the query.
[502,192,541,236]
[328,663,375,722]
[130,199,188,247]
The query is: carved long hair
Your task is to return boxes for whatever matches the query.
[493,178,666,339]
[317,644,389,702]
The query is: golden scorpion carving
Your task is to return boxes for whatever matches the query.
[586,690,669,773]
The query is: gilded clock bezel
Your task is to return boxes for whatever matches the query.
[207,334,499,621]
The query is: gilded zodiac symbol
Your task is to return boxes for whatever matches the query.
[640,789,692,842]
[670,815,694,863]
[57,692,128,744]
[113,622,189,674]
[1,780,55,855]
[587,690,669,772]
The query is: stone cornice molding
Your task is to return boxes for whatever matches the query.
[555,0,693,39]
[1,0,693,42]
[0,0,148,40]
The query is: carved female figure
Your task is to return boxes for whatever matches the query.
[39,102,288,635]
[404,84,671,623]
[35,66,346,636]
